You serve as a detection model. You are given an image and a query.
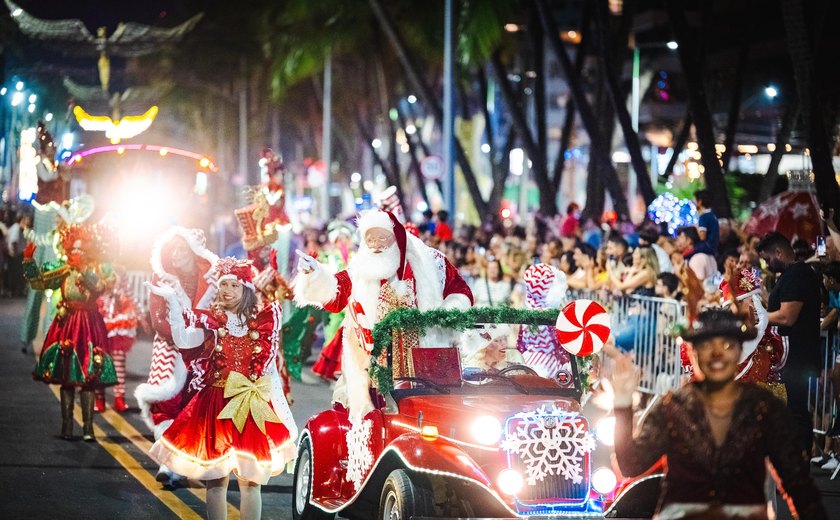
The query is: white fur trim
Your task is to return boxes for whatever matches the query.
[405,235,445,311]
[217,273,255,290]
[739,294,768,364]
[356,210,394,237]
[442,293,471,310]
[544,270,568,308]
[153,420,174,441]
[135,353,188,431]
[149,226,218,283]
[338,326,375,424]
[292,264,339,308]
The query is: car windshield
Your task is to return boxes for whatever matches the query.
[392,323,581,397]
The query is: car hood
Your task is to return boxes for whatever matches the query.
[395,394,582,422]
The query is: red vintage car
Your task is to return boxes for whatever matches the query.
[292,308,660,519]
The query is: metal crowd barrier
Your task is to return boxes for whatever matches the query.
[564,290,687,396]
[810,331,839,436]
[126,270,152,317]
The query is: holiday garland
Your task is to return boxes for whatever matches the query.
[371,306,579,395]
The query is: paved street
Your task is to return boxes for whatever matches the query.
[0,296,331,520]
[2,295,839,519]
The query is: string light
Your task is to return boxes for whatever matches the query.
[648,193,698,235]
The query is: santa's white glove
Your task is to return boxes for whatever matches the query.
[296,249,319,275]
[147,281,176,300]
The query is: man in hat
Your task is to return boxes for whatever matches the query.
[135,227,218,486]
[293,209,473,421]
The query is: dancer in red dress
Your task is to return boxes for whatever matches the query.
[30,223,118,441]
[95,266,139,412]
[149,257,296,520]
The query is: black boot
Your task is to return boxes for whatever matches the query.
[80,390,95,442]
[60,387,75,440]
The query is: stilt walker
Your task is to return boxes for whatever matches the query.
[28,223,118,441]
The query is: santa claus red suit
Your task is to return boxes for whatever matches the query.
[293,210,473,421]
[134,227,218,482]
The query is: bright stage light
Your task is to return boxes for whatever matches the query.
[592,468,617,495]
[667,40,679,50]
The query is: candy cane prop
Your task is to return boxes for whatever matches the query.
[555,299,611,356]
[349,299,374,353]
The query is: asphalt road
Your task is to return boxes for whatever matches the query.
[2,295,839,520]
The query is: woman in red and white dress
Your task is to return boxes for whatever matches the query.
[148,257,297,520]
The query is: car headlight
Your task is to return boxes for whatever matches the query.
[595,416,615,446]
[471,415,503,446]
[497,469,524,495]
[591,467,617,495]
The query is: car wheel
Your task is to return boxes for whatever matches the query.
[378,469,434,520]
[293,437,335,520]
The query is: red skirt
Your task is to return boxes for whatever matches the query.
[149,383,295,484]
[313,326,343,380]
[35,307,116,387]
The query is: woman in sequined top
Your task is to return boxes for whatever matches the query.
[612,309,826,520]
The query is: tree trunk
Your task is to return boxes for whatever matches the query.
[593,0,656,207]
[721,36,750,170]
[664,112,693,178]
[759,101,799,202]
[490,51,556,216]
[367,0,488,216]
[551,0,590,194]
[531,4,548,180]
[477,66,516,223]
[780,0,840,222]
[535,0,629,218]
[664,0,733,218]
[583,60,615,222]
[398,108,431,206]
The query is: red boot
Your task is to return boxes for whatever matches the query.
[94,395,106,413]
[113,396,128,413]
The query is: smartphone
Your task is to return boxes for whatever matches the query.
[817,236,827,257]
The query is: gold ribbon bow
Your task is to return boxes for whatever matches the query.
[217,372,282,434]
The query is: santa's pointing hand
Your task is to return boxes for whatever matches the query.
[295,249,319,275]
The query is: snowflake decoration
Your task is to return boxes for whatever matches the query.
[501,405,595,486]
[345,418,373,492]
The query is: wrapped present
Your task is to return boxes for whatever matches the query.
[235,195,278,251]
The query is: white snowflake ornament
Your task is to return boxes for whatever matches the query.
[344,418,374,492]
[501,405,595,486]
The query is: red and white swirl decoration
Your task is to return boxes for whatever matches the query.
[555,299,610,357]
[349,299,374,353]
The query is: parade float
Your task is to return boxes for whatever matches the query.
[292,302,660,519]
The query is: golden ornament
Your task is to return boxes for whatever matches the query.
[249,330,260,340]
[218,328,228,338]
[93,355,103,364]
[249,373,258,381]
[215,344,223,353]
[253,346,262,354]
[58,307,67,318]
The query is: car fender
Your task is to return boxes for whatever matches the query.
[302,409,351,502]
[382,432,494,488]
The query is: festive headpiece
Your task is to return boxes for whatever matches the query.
[460,324,512,359]
[356,209,407,280]
[732,268,761,301]
[60,223,97,254]
[327,220,355,243]
[680,308,757,344]
[214,257,255,290]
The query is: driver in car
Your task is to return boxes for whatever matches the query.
[460,325,525,374]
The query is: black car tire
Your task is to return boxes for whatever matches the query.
[378,469,434,520]
[293,437,336,520]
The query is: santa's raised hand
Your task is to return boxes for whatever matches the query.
[295,249,320,275]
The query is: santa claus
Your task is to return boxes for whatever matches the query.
[293,210,473,421]
[134,227,218,485]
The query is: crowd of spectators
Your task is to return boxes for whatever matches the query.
[0,206,31,298]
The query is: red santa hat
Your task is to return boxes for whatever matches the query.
[722,268,761,302]
[214,257,255,290]
[356,209,407,280]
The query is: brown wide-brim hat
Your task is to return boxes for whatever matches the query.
[681,308,757,344]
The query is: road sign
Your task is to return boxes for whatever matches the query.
[420,155,444,181]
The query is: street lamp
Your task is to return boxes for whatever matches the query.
[666,41,679,50]
[764,86,778,99]
[11,92,24,107]
[15,81,23,91]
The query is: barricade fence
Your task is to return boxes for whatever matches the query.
[810,331,839,436]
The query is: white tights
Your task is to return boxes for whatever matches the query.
[206,476,262,520]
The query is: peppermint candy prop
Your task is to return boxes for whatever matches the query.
[556,299,610,357]
[348,300,374,353]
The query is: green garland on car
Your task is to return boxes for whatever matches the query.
[369,306,561,395]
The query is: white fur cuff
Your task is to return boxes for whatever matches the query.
[442,293,472,311]
[293,266,339,308]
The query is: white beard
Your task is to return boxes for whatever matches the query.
[349,242,400,282]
